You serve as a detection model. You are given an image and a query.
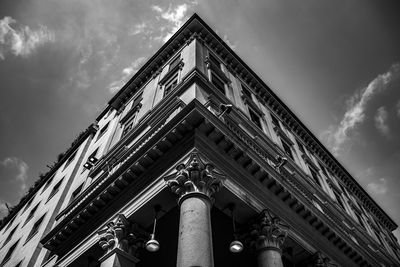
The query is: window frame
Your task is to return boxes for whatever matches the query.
[1,239,19,265]
[26,214,45,243]
[46,178,64,202]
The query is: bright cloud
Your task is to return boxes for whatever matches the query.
[223,34,237,50]
[151,3,195,42]
[323,63,400,154]
[0,157,29,192]
[374,106,390,136]
[0,16,54,60]
[367,178,388,195]
[108,56,147,93]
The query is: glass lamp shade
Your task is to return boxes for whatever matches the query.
[146,235,160,252]
[229,240,244,253]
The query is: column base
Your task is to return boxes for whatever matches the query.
[99,248,139,267]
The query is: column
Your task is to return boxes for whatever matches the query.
[97,214,146,267]
[250,209,289,267]
[165,152,223,267]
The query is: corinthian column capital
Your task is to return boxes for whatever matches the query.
[250,209,289,252]
[165,151,223,204]
[98,214,147,256]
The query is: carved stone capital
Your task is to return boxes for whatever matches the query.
[98,214,147,257]
[310,251,330,267]
[165,151,223,204]
[250,209,289,252]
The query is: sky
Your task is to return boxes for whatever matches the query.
[0,0,400,241]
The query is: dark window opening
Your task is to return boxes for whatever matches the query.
[249,109,262,129]
[27,215,45,241]
[309,168,321,187]
[47,179,63,202]
[296,139,305,154]
[271,115,280,129]
[122,120,134,138]
[96,122,110,141]
[209,53,220,68]
[25,203,39,224]
[282,141,294,160]
[334,191,346,210]
[164,71,179,96]
[242,85,252,98]
[3,225,18,247]
[42,174,54,193]
[69,183,84,205]
[64,150,77,169]
[169,55,181,71]
[211,73,225,95]
[318,162,328,176]
[23,197,34,212]
[1,240,19,265]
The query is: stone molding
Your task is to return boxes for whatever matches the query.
[165,151,224,204]
[250,209,289,252]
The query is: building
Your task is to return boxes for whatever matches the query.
[1,14,400,267]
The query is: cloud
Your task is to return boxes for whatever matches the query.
[367,178,388,195]
[223,34,237,50]
[108,56,147,93]
[130,22,148,36]
[0,157,29,192]
[396,100,400,118]
[0,16,54,60]
[151,3,195,42]
[322,63,400,154]
[374,106,390,136]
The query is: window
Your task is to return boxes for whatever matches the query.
[354,210,365,228]
[122,120,134,138]
[211,72,225,95]
[69,183,84,205]
[1,240,19,265]
[296,139,305,154]
[26,215,45,241]
[309,168,321,187]
[47,179,63,202]
[281,141,294,160]
[42,174,54,193]
[209,53,221,68]
[318,162,328,177]
[169,55,181,71]
[63,151,77,170]
[249,109,262,129]
[15,260,23,267]
[271,114,281,129]
[164,70,179,96]
[241,85,252,98]
[23,197,34,213]
[2,224,18,247]
[4,216,16,231]
[96,122,109,141]
[25,203,39,224]
[333,190,346,210]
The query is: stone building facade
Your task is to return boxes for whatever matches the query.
[1,14,400,267]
